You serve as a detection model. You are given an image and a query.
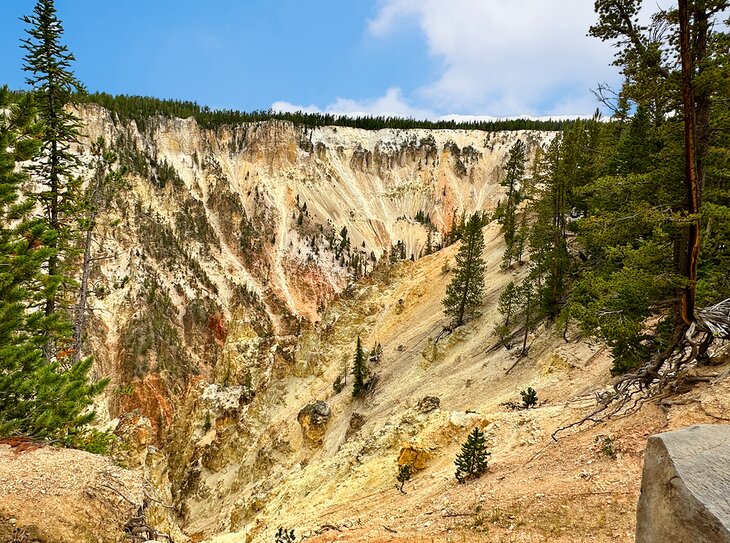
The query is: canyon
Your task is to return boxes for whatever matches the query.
[2,107,728,543]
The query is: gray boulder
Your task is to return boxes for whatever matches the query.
[636,424,730,543]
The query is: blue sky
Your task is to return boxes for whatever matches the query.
[0,0,631,119]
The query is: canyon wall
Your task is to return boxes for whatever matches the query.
[77,105,550,429]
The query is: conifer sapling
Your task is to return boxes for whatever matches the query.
[520,387,538,409]
[397,464,412,493]
[454,427,491,483]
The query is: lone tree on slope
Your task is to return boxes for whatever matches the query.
[443,212,486,327]
[396,464,412,493]
[351,336,368,397]
[454,427,491,483]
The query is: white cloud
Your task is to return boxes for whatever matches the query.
[273,1,670,118]
[368,0,622,116]
[273,87,435,119]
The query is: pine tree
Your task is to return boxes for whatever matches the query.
[518,278,537,356]
[396,463,412,493]
[513,212,529,265]
[21,0,85,358]
[581,0,730,378]
[454,427,490,483]
[351,336,368,397]
[424,228,433,256]
[498,281,520,327]
[0,88,108,439]
[500,140,526,269]
[443,213,486,327]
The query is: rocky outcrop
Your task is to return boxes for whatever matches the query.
[636,424,730,543]
[397,443,432,470]
[297,401,331,446]
[113,411,155,470]
[416,396,441,413]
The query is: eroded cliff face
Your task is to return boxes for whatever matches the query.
[22,109,729,543]
[77,104,549,430]
[70,108,569,541]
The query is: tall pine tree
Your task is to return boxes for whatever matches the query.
[0,88,107,438]
[499,140,526,269]
[21,0,84,359]
[443,213,486,327]
[352,336,368,397]
[564,1,730,376]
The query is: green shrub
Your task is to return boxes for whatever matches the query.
[275,527,295,543]
[455,427,490,483]
[597,435,617,459]
[520,387,538,409]
[65,429,117,455]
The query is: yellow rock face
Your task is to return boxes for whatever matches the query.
[297,401,332,446]
[397,443,432,470]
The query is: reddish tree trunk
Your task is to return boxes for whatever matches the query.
[678,0,701,325]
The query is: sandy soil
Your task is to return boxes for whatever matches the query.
[0,438,144,543]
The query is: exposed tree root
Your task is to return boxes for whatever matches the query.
[552,299,730,440]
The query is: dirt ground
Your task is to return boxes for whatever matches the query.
[300,384,728,543]
[0,438,144,543]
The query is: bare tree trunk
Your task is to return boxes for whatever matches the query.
[521,287,532,356]
[73,145,113,362]
[73,213,96,362]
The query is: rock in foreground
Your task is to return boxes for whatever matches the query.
[636,424,730,543]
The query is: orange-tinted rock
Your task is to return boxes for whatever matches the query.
[398,443,432,470]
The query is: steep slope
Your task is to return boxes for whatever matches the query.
[75,105,550,431]
[159,217,730,543]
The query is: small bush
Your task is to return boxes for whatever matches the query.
[332,373,345,394]
[65,429,117,455]
[396,464,412,493]
[520,387,538,409]
[597,435,617,459]
[275,527,295,543]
